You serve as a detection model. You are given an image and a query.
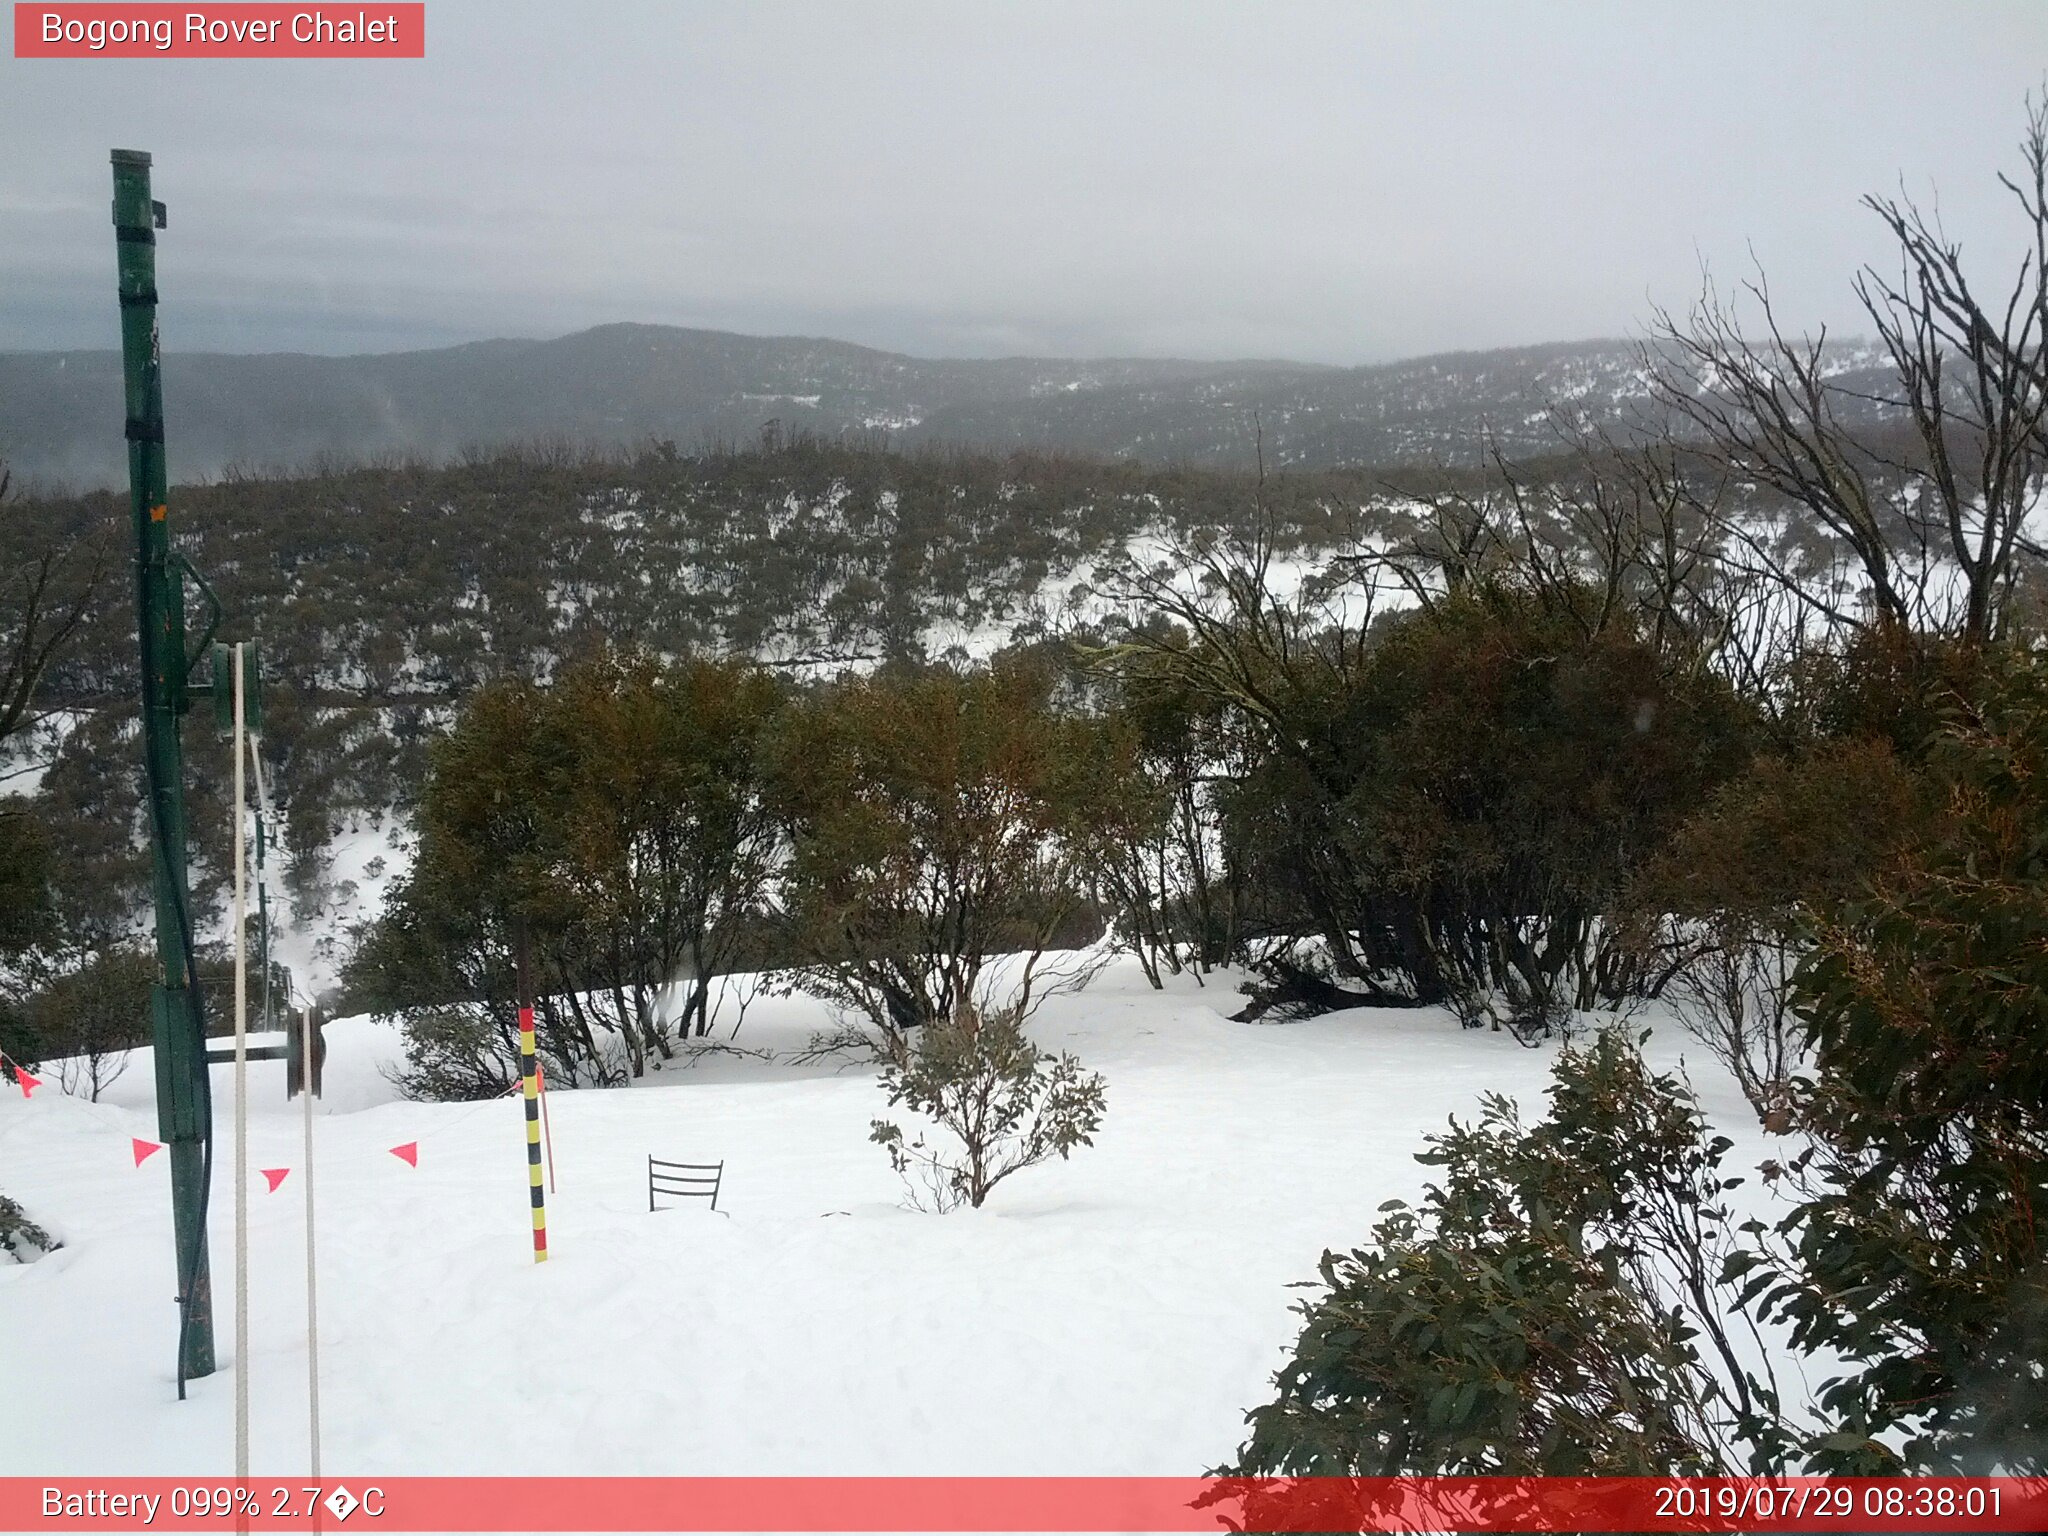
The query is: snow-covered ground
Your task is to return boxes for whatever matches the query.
[0,709,88,800]
[0,960,1785,1478]
[266,810,411,998]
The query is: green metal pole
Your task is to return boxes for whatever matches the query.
[113,148,215,1386]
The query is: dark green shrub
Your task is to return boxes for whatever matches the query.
[1754,652,2048,1472]
[1228,1031,1791,1476]
[0,1193,57,1262]
[1215,584,1755,1023]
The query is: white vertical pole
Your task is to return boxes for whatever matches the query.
[300,1002,322,1478]
[232,642,250,1481]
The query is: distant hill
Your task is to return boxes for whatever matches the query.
[0,323,1899,490]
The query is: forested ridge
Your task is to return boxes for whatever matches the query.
[0,412,1974,952]
[0,325,1904,491]
[13,437,1393,702]
[0,435,1476,929]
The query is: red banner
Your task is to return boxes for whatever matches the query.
[12,5,424,58]
[2,1477,2045,1532]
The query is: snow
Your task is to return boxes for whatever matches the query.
[0,709,88,800]
[0,959,1783,1478]
[268,811,412,999]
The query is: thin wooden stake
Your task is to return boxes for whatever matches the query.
[301,1000,322,1478]
[538,1063,557,1194]
[231,641,250,1490]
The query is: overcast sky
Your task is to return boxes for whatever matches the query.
[3,1,2044,363]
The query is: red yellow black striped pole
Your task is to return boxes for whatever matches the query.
[513,924,548,1263]
[520,1005,547,1262]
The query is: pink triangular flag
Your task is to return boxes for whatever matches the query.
[261,1168,290,1193]
[389,1141,418,1167]
[132,1137,164,1166]
[16,1069,39,1098]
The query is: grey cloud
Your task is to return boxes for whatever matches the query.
[2,0,2043,363]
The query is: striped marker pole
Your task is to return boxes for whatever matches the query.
[519,1005,548,1262]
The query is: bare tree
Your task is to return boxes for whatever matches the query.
[1646,94,2048,648]
[0,459,109,761]
[1369,424,1835,722]
[1850,93,2048,642]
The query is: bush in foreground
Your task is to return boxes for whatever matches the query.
[870,1001,1106,1211]
[0,1193,58,1262]
[1227,1031,1792,1476]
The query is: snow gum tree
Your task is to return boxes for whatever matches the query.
[764,660,1128,1043]
[1082,632,1247,987]
[1108,547,1755,1026]
[355,647,785,1094]
[546,650,784,1047]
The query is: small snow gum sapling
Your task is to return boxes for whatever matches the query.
[870,1002,1106,1211]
